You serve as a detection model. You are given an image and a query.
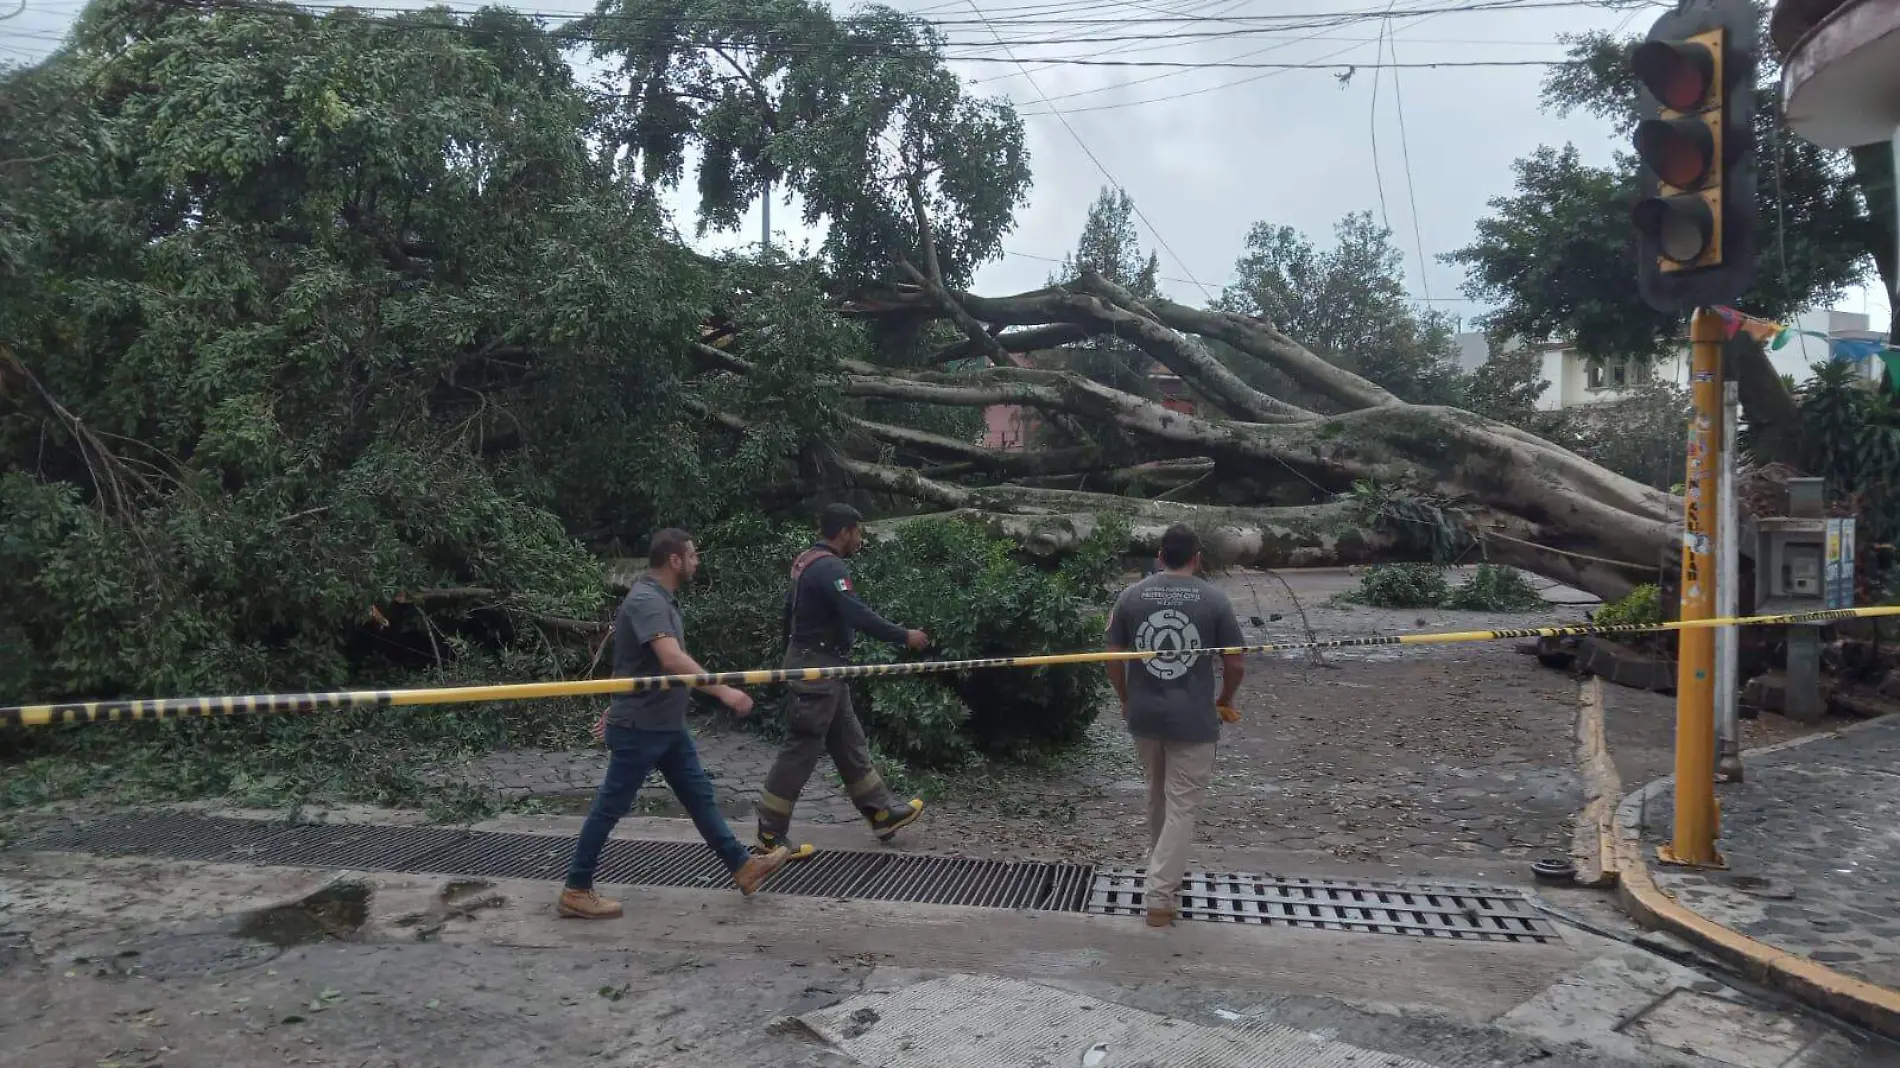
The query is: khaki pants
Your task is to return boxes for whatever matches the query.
[1135,737,1217,913]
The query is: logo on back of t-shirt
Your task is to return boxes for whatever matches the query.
[1135,608,1203,681]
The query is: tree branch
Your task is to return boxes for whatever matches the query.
[841,413,1127,477]
[1134,295,1402,412]
[838,364,1673,568]
[1064,269,1315,422]
[928,323,1091,366]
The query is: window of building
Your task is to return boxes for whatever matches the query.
[1586,359,1635,390]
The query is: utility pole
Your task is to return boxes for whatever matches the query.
[1667,309,1725,865]
[761,182,772,253]
[1627,0,1757,868]
[1716,378,1743,782]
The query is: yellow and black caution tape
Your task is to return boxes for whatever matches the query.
[4,605,1897,729]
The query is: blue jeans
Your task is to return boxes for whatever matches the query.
[564,724,750,891]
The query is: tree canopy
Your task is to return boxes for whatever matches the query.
[576,0,1030,288]
[1218,211,1462,409]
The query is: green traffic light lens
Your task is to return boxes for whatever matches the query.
[1632,194,1715,264]
[1660,213,1707,261]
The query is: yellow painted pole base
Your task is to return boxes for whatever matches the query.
[1656,843,1728,870]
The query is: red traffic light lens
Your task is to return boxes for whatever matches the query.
[1634,118,1715,188]
[1633,40,1715,111]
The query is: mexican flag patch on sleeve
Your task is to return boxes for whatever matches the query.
[835,576,852,593]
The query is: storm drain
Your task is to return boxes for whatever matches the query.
[14,814,1558,941]
[1086,867,1560,943]
[13,814,1093,912]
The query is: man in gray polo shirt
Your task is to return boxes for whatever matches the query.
[558,527,791,920]
[1104,524,1246,929]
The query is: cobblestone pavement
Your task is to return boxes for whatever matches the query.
[1634,715,1900,991]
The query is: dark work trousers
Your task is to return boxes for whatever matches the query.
[756,646,899,838]
[566,724,749,891]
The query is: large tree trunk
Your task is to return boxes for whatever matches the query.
[760,272,1680,601]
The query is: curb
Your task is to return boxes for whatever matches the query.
[1611,729,1900,1038]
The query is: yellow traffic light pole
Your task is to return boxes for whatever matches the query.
[1628,0,1759,869]
[1660,308,1726,869]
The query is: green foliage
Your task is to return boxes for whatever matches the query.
[1444,564,1546,612]
[1218,211,1463,409]
[1347,480,1473,564]
[1050,186,1161,299]
[1592,583,1662,629]
[1037,186,1164,442]
[1795,362,1900,548]
[2,653,600,820]
[2,1,679,706]
[576,0,1031,287]
[1343,563,1547,612]
[684,515,1122,767]
[1342,564,1453,610]
[1457,345,1552,428]
[1569,381,1692,492]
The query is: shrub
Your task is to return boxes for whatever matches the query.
[1343,564,1453,609]
[1592,583,1663,630]
[684,514,1124,767]
[1344,563,1547,612]
[1445,564,1547,611]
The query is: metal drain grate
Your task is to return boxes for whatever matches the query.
[13,814,1093,912]
[1085,868,1560,943]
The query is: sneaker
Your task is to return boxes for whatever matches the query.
[867,798,925,842]
[734,845,792,895]
[557,887,623,920]
[1145,906,1177,928]
[754,831,816,862]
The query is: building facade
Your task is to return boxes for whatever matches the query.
[1455,309,1884,412]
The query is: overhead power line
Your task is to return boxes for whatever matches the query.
[231,0,1658,29]
[958,0,1219,302]
[159,0,1579,76]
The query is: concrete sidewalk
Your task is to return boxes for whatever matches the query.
[1614,713,1900,1037]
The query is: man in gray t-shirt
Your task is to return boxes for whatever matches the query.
[557,528,791,921]
[1105,524,1246,928]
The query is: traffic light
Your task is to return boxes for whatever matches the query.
[1629,0,1758,313]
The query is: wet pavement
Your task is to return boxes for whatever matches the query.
[1630,715,1900,991]
[437,567,1605,874]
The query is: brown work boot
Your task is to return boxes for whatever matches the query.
[1145,906,1177,928]
[734,845,792,895]
[557,887,623,919]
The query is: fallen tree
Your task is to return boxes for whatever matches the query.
[699,256,1678,602]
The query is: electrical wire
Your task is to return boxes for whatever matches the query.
[957,0,1219,303]
[1369,10,1393,232]
[1011,0,1481,117]
[1387,14,1435,303]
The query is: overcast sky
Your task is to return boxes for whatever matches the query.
[2,0,1886,330]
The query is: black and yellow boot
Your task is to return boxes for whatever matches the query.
[754,830,816,862]
[867,799,925,842]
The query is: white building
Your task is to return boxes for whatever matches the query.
[1455,309,1885,412]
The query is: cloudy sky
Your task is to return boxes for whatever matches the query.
[2,0,1886,329]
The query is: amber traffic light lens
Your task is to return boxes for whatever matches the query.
[1634,118,1715,188]
[1633,40,1715,111]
